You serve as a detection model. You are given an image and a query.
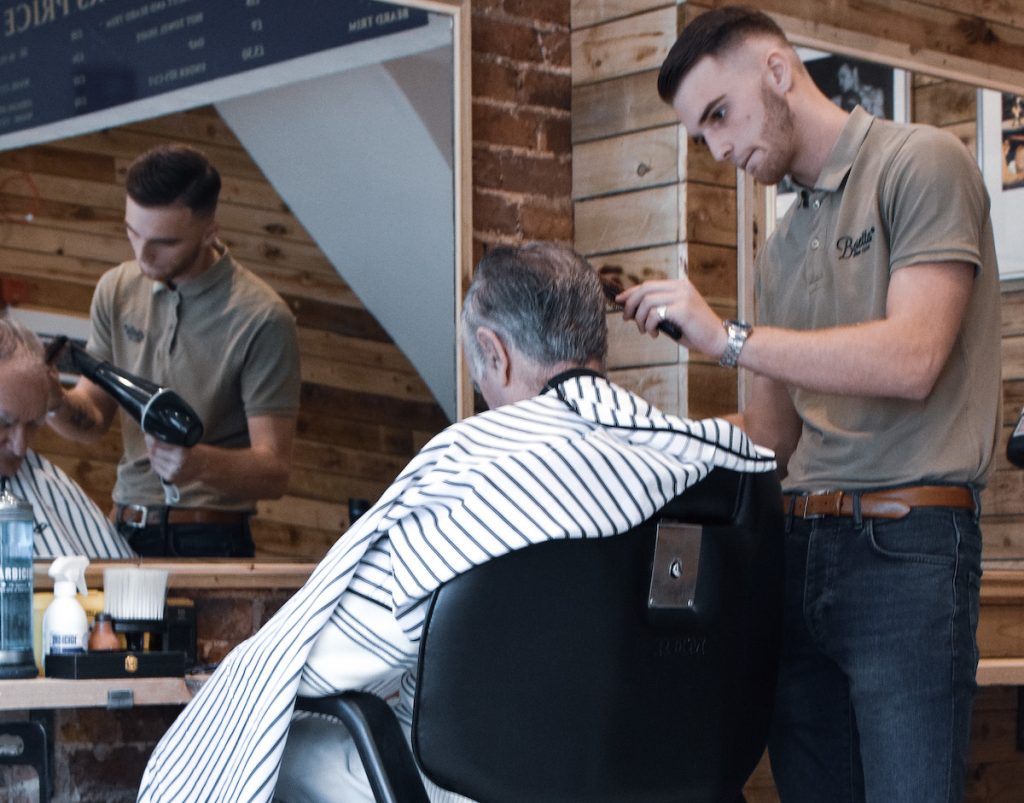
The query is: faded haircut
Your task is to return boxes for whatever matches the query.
[461,242,607,378]
[125,143,221,217]
[658,5,790,102]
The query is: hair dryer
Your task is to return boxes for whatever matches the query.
[67,342,204,447]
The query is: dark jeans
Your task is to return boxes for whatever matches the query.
[767,505,982,802]
[118,520,255,557]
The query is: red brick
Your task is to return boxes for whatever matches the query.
[473,147,571,198]
[473,102,539,150]
[472,57,520,105]
[539,28,570,67]
[66,743,151,801]
[501,0,570,27]
[474,189,522,235]
[540,115,572,154]
[472,16,541,62]
[520,67,571,109]
[196,595,257,641]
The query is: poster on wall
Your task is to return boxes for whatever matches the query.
[775,50,907,218]
[980,89,1024,280]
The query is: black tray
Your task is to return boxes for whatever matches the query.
[44,650,185,679]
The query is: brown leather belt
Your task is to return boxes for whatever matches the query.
[783,485,975,521]
[113,505,250,530]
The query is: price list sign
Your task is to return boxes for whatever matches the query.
[0,0,427,137]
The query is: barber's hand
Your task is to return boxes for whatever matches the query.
[617,275,728,359]
[145,435,202,485]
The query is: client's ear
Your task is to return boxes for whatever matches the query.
[475,327,512,386]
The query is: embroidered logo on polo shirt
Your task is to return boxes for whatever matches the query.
[836,226,875,259]
[123,323,145,343]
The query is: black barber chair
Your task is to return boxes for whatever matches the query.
[297,467,785,803]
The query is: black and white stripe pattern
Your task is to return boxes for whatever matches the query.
[8,450,134,560]
[138,376,774,802]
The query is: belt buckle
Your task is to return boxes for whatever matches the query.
[804,489,842,520]
[122,503,150,529]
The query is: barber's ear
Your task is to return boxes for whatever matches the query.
[765,50,793,95]
[201,218,219,247]
[475,327,511,385]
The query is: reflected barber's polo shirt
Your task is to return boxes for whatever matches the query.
[88,244,301,511]
[757,107,1001,491]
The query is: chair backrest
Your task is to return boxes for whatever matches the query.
[411,468,785,803]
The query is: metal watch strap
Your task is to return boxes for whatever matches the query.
[719,319,752,368]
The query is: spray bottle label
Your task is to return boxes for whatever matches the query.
[47,633,86,655]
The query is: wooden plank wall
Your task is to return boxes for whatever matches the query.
[0,106,449,560]
[571,0,739,419]
[571,2,689,416]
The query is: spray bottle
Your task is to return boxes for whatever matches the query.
[42,556,90,656]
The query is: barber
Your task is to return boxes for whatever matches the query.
[619,7,1000,802]
[48,144,301,558]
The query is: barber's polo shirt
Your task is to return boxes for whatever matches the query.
[88,245,301,510]
[757,107,1001,491]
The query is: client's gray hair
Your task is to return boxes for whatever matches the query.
[0,313,44,364]
[462,242,607,378]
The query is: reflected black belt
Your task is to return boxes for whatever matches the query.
[113,505,250,529]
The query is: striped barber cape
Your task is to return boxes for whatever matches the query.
[138,373,775,802]
[12,450,135,560]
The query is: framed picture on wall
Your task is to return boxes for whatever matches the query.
[980,89,1024,280]
[775,50,908,218]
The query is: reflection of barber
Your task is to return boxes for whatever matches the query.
[47,145,301,558]
[0,315,134,559]
[832,61,884,116]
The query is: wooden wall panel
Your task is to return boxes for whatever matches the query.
[572,125,681,199]
[572,69,676,144]
[0,106,448,561]
[571,7,677,85]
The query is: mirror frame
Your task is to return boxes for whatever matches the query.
[408,0,473,422]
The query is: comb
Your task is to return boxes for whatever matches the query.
[600,278,683,341]
[44,335,68,366]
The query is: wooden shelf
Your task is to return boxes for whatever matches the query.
[33,559,317,591]
[0,675,199,711]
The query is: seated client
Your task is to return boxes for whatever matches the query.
[139,242,776,802]
[0,315,134,559]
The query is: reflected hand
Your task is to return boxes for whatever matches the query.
[145,434,202,485]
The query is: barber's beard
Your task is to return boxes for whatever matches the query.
[755,82,797,186]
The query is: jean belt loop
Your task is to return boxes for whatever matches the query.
[159,506,174,555]
[970,485,982,524]
[851,491,862,528]
[785,494,795,534]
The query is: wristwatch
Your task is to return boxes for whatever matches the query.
[719,319,752,368]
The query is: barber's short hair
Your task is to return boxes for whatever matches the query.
[462,243,607,376]
[125,144,221,216]
[0,314,43,364]
[658,5,789,102]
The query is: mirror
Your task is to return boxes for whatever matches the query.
[0,0,471,561]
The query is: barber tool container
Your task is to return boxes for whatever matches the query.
[0,483,39,678]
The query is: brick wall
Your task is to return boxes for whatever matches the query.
[471,0,573,266]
